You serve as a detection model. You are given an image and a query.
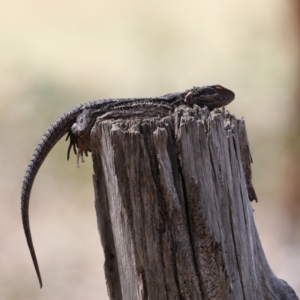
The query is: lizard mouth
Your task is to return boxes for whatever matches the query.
[196,92,235,110]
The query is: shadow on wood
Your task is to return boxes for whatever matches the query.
[91,105,298,300]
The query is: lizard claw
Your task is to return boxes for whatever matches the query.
[66,130,78,160]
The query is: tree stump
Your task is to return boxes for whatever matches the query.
[90,105,298,300]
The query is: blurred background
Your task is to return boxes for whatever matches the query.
[1,0,299,299]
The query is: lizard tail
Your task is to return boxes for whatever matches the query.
[21,107,81,288]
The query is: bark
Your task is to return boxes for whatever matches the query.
[90,105,298,300]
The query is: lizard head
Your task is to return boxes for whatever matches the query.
[190,85,235,111]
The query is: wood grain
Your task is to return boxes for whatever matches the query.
[91,105,298,300]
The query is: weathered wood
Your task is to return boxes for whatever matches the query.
[90,105,298,300]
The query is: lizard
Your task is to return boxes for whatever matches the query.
[21,85,235,288]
